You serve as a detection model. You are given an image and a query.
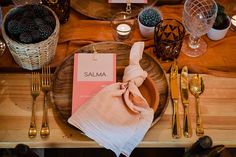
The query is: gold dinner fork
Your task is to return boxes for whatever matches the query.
[28,72,40,138]
[40,66,51,138]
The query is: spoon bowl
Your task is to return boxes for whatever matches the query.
[189,74,205,136]
[189,74,205,97]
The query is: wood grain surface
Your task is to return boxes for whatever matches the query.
[0,73,236,148]
[52,42,169,126]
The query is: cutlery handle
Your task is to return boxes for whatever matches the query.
[40,92,50,138]
[196,97,204,136]
[28,98,37,138]
[172,99,181,138]
[183,105,192,138]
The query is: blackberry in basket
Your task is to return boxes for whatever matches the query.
[2,3,59,70]
[39,24,53,40]
[7,20,21,35]
[31,30,41,43]
[33,5,50,17]
[19,32,33,44]
[4,4,56,44]
[19,18,37,32]
[34,18,45,27]
[22,10,36,19]
[44,15,56,28]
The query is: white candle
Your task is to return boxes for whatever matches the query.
[231,15,236,27]
[116,23,131,36]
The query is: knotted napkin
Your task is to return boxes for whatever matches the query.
[68,42,154,157]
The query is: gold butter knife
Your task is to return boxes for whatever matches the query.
[170,61,181,138]
[181,66,192,138]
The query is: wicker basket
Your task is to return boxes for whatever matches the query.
[2,5,60,70]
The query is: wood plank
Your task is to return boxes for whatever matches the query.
[0,73,236,148]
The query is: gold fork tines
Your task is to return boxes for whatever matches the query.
[40,66,51,138]
[28,72,40,138]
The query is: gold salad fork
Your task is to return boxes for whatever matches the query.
[40,66,51,138]
[28,72,40,138]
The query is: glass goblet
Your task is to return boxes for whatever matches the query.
[182,0,218,57]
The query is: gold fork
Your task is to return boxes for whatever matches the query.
[28,72,40,138]
[40,66,51,138]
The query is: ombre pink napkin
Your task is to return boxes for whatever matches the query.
[68,42,154,157]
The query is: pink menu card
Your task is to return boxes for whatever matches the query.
[108,0,147,3]
[72,53,116,114]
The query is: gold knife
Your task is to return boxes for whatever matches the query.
[170,61,181,138]
[181,66,192,138]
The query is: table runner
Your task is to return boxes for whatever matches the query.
[0,4,236,77]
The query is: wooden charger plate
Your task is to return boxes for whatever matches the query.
[71,0,158,20]
[52,42,169,126]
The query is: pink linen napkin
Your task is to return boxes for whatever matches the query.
[68,42,154,157]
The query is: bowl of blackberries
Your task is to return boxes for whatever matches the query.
[2,4,60,70]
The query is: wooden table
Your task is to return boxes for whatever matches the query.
[0,73,235,148]
[0,0,236,150]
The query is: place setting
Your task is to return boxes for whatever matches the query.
[52,42,169,127]
[0,0,236,156]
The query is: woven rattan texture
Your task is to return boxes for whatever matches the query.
[2,5,60,70]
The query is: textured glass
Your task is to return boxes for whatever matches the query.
[183,0,217,37]
[181,0,218,57]
[154,19,185,62]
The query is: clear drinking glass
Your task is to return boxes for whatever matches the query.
[181,0,218,57]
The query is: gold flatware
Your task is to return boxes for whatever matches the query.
[170,61,181,138]
[180,66,192,138]
[189,74,205,136]
[28,72,40,138]
[40,66,51,138]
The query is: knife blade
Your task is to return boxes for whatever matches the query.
[181,66,192,138]
[170,61,181,139]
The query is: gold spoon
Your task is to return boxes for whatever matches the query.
[189,74,205,136]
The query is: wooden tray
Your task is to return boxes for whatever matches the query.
[52,42,169,126]
[71,0,158,20]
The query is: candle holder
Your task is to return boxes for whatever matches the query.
[231,15,236,31]
[111,12,135,42]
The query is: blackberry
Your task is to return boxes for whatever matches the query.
[19,18,37,32]
[7,20,21,35]
[22,10,36,19]
[9,7,24,20]
[44,15,56,28]
[14,7,25,15]
[23,4,34,12]
[19,32,33,43]
[33,5,50,17]
[31,30,41,43]
[39,24,53,40]
[34,18,45,27]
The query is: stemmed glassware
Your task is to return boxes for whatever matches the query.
[181,0,218,57]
